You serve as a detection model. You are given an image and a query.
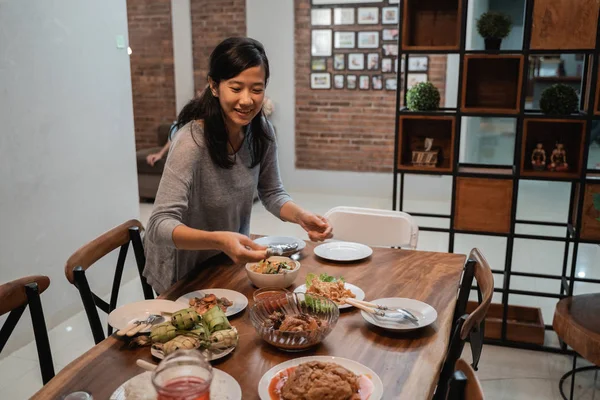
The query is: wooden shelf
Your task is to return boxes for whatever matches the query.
[580,183,600,241]
[520,119,585,179]
[397,115,455,172]
[401,0,462,51]
[458,166,514,176]
[454,177,514,234]
[461,55,524,114]
[530,0,599,50]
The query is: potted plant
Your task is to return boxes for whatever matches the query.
[406,82,440,111]
[476,11,512,50]
[540,84,579,115]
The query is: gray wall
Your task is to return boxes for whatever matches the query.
[0,0,140,355]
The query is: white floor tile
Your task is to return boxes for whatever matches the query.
[0,362,45,400]
[0,355,38,391]
[481,378,560,400]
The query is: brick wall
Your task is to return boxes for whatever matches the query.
[190,0,247,94]
[127,0,177,150]
[295,0,447,172]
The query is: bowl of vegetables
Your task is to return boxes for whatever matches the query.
[245,256,301,288]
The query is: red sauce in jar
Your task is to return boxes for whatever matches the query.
[156,376,210,400]
[268,367,374,400]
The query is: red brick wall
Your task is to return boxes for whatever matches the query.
[190,0,247,94]
[295,0,447,172]
[127,0,177,150]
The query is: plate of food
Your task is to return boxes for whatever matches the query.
[360,297,438,332]
[177,289,248,317]
[109,368,242,400]
[131,305,239,362]
[257,356,383,400]
[294,273,365,310]
[314,241,373,262]
[107,299,184,333]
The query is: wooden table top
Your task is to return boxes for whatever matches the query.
[33,242,465,400]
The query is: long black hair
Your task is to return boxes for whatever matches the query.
[176,37,271,169]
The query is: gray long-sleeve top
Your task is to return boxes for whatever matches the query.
[143,120,292,293]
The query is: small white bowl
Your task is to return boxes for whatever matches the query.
[245,256,301,288]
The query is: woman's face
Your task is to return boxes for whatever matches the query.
[211,65,266,134]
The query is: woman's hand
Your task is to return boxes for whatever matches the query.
[215,232,267,264]
[298,212,333,242]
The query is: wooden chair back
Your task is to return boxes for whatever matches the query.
[445,358,485,400]
[0,275,55,384]
[64,219,154,344]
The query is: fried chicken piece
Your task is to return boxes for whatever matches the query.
[280,361,360,400]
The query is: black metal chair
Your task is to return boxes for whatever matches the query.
[65,219,154,344]
[434,248,494,400]
[0,275,55,384]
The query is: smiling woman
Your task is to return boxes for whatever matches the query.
[143,37,333,294]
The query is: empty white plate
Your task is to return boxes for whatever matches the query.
[176,288,248,317]
[360,297,438,332]
[107,299,183,333]
[294,283,365,310]
[314,241,373,262]
[110,368,242,400]
[257,356,383,400]
[254,236,306,253]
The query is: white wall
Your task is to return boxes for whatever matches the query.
[171,0,195,114]
[0,0,140,356]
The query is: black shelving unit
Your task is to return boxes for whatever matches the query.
[392,0,600,353]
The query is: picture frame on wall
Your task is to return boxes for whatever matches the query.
[347,74,357,89]
[385,78,397,91]
[382,6,399,24]
[367,53,379,70]
[310,72,331,89]
[372,75,383,90]
[334,31,355,48]
[311,29,332,56]
[311,58,327,71]
[334,54,345,70]
[348,53,365,70]
[382,28,399,41]
[358,31,379,48]
[407,73,428,89]
[359,75,370,90]
[357,7,379,24]
[311,8,332,25]
[383,44,398,56]
[408,56,428,72]
[334,74,345,89]
[382,58,392,73]
[333,8,355,25]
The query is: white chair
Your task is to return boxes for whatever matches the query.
[323,206,419,249]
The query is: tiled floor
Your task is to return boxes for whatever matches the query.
[1,192,598,399]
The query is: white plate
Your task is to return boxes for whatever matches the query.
[107,300,184,333]
[314,241,373,262]
[109,368,242,400]
[254,236,306,253]
[151,343,236,361]
[294,283,365,310]
[257,356,383,400]
[176,289,248,317]
[360,297,438,332]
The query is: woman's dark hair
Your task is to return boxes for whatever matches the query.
[176,37,271,168]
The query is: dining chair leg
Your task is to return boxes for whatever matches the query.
[25,283,55,384]
[129,226,154,300]
[74,268,105,344]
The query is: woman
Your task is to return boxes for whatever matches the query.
[144,37,332,293]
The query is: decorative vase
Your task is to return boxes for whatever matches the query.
[484,38,502,50]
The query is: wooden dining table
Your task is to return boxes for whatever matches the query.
[32,240,465,400]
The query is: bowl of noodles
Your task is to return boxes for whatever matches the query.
[245,256,301,288]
